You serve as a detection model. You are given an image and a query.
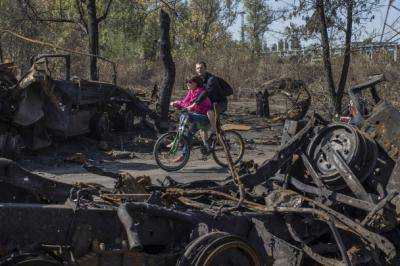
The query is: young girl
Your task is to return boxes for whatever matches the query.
[170,76,212,162]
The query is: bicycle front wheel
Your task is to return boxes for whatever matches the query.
[153,132,190,172]
[212,130,245,168]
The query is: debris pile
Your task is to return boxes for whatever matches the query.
[0,54,157,159]
[1,75,400,265]
[258,77,311,121]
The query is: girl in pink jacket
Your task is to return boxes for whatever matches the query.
[171,76,212,115]
[170,76,212,162]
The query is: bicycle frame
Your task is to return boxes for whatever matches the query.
[168,110,211,155]
[169,110,190,155]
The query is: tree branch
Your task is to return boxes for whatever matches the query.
[98,0,113,22]
[19,0,76,24]
[75,0,88,32]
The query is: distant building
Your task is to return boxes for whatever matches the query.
[350,41,399,61]
[265,40,399,62]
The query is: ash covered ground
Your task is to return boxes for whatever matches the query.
[17,102,282,188]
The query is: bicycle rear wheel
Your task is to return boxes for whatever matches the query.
[153,132,190,172]
[212,130,245,168]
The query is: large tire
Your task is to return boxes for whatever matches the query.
[177,232,261,266]
[153,132,190,172]
[212,130,245,168]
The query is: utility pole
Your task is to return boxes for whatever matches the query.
[239,11,245,44]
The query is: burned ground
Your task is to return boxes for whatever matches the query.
[1,73,400,266]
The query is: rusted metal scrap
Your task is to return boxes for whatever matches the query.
[2,75,400,265]
[0,157,74,203]
[260,77,311,121]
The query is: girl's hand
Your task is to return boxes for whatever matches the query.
[187,103,196,111]
[170,101,177,107]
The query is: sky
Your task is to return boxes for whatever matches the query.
[228,0,400,47]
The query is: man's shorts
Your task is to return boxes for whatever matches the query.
[211,100,228,114]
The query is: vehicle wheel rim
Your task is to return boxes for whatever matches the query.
[203,241,261,266]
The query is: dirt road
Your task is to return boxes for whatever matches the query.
[16,115,282,188]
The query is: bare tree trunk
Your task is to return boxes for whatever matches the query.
[158,9,175,130]
[87,0,99,81]
[316,0,337,113]
[0,41,3,63]
[256,90,270,117]
[316,0,354,116]
[336,0,354,114]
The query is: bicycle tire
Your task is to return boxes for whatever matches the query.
[212,130,245,168]
[153,132,190,172]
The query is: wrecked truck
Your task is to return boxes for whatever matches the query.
[2,74,400,265]
[0,54,157,157]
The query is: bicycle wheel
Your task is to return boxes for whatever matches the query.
[153,132,190,172]
[212,130,245,168]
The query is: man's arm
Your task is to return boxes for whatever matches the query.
[194,76,218,104]
[194,90,208,105]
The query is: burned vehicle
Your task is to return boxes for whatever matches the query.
[2,74,400,265]
[257,77,311,120]
[0,54,157,157]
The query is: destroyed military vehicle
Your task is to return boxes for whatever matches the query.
[0,54,156,157]
[2,74,400,265]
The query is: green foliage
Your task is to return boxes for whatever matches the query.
[243,0,272,54]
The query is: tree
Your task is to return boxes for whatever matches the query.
[173,0,239,56]
[158,8,175,128]
[284,24,302,50]
[277,0,381,115]
[14,0,113,81]
[316,0,353,115]
[76,0,113,81]
[243,0,272,54]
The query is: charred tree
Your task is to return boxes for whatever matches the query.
[336,0,353,112]
[158,9,176,129]
[18,1,112,81]
[87,0,99,81]
[75,0,112,81]
[316,0,354,115]
[0,41,3,63]
[256,90,270,117]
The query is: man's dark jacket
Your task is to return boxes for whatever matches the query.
[194,72,227,105]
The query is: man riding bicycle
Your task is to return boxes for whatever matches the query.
[154,73,243,171]
[188,61,231,137]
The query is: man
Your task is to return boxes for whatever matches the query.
[189,61,229,134]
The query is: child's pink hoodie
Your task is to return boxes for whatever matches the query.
[174,87,212,115]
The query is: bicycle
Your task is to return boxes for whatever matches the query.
[153,106,245,172]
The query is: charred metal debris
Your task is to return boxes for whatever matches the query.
[1,75,400,265]
[0,54,157,158]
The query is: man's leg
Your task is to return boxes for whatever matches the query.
[199,130,209,148]
[207,109,217,134]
